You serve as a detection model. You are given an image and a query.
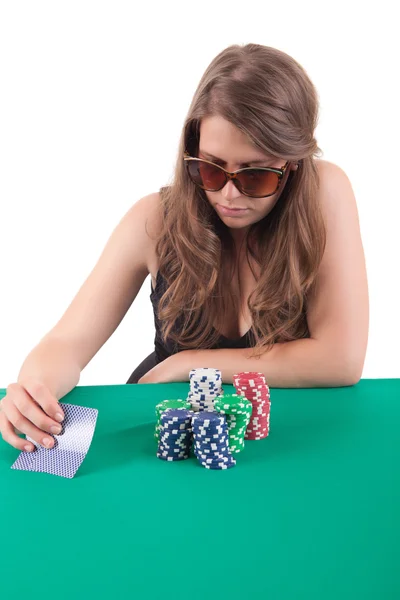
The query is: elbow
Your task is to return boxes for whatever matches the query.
[336,353,365,387]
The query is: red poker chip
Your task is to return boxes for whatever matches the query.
[235,376,266,383]
[235,373,267,381]
[246,426,269,432]
[237,392,270,400]
[235,382,267,390]
[250,407,270,414]
[246,427,269,432]
[247,427,268,433]
[244,398,270,406]
[246,399,270,404]
[238,386,269,393]
[238,389,270,397]
[234,371,265,379]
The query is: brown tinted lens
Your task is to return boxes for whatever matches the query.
[237,170,279,196]
[186,160,225,190]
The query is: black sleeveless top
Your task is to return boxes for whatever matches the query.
[150,270,255,362]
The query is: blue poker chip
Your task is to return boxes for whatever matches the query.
[193,439,229,447]
[158,445,190,453]
[198,459,236,468]
[194,447,230,455]
[159,440,191,447]
[160,408,193,421]
[193,434,226,441]
[194,427,227,434]
[193,437,229,445]
[196,457,233,465]
[157,444,190,452]
[158,437,191,445]
[157,454,190,461]
[159,438,190,445]
[158,439,191,447]
[193,431,226,437]
[161,421,192,428]
[193,424,227,432]
[192,411,226,424]
[160,428,191,435]
[193,448,231,458]
[195,450,231,460]
[158,449,190,456]
[203,462,236,470]
[159,432,191,439]
[193,444,229,453]
[193,440,227,449]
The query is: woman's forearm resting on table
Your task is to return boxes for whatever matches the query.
[185,337,363,388]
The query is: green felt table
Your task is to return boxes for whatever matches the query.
[0,379,399,600]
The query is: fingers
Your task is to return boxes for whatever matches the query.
[4,402,56,449]
[20,379,64,423]
[0,381,63,451]
[11,384,63,435]
[0,412,35,452]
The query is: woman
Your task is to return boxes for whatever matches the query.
[0,43,369,453]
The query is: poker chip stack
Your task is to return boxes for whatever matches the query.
[154,399,191,441]
[156,408,193,462]
[233,372,271,440]
[187,368,224,412]
[214,394,252,453]
[192,411,236,470]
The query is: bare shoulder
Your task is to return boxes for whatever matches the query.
[131,191,163,278]
[316,158,352,184]
[315,158,356,196]
[315,158,361,224]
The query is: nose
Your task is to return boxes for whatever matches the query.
[220,179,242,200]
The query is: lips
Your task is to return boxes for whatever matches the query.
[219,205,247,210]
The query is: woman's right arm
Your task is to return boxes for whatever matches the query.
[0,192,161,451]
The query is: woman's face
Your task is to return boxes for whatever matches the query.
[197,115,296,237]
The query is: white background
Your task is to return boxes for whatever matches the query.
[0,0,399,388]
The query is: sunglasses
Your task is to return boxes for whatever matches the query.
[183,151,290,199]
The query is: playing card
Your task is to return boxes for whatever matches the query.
[11,403,98,478]
[30,447,86,479]
[10,446,39,471]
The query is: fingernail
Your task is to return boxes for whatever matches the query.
[43,437,53,448]
[50,425,62,434]
[55,412,64,422]
[24,445,33,452]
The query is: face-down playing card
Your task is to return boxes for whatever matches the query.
[11,403,98,478]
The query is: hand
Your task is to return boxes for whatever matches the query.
[0,378,65,452]
[138,351,195,384]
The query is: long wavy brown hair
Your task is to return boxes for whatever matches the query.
[154,43,326,358]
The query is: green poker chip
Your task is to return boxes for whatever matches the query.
[154,399,192,441]
[214,394,252,416]
[212,394,253,453]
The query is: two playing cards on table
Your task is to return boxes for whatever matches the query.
[11,403,98,479]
